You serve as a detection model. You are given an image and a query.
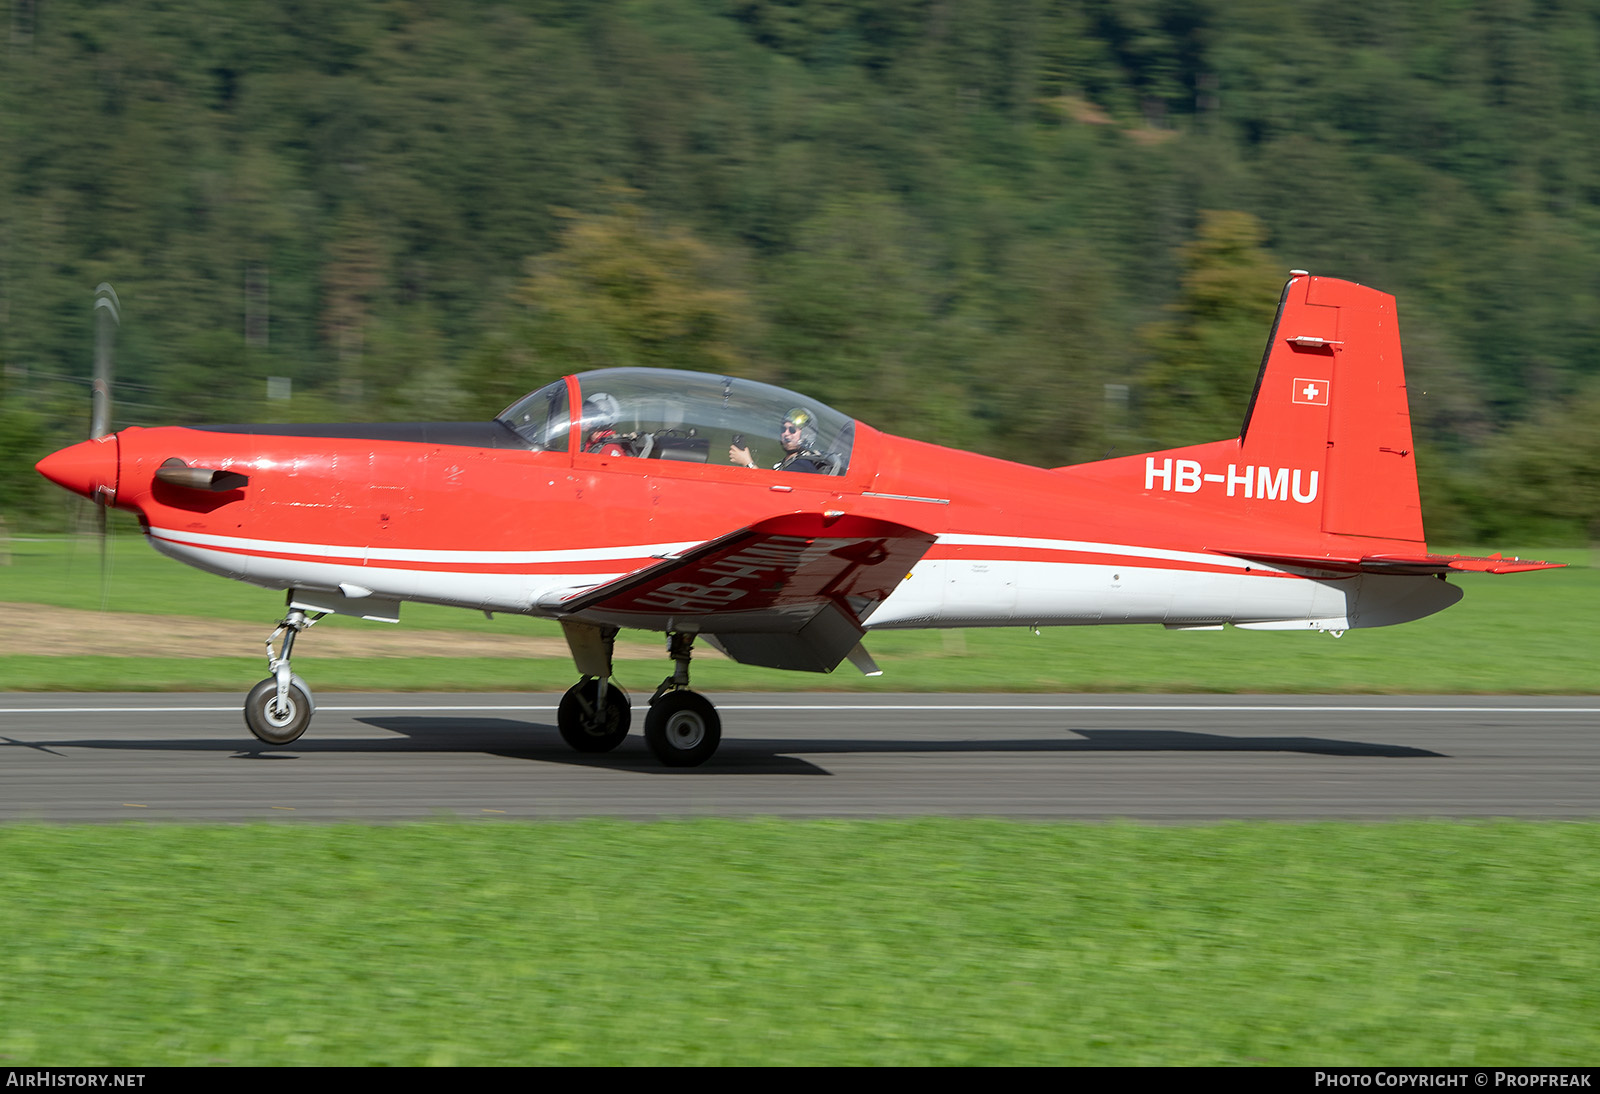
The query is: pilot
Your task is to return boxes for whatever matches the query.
[581,392,629,457]
[729,407,832,474]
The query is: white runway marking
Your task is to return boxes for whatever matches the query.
[3,693,1595,820]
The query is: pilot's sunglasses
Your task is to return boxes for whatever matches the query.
[781,423,801,433]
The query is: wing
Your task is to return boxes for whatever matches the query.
[537,513,937,673]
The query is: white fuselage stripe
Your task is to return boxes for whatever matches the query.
[150,526,1275,574]
[149,527,698,565]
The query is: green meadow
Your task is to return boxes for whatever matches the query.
[2,536,1596,1066]
[1,820,1597,1066]
[0,532,1591,693]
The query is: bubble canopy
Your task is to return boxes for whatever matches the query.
[497,368,856,474]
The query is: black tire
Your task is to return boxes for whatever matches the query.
[557,678,632,753]
[644,690,721,767]
[244,677,312,745]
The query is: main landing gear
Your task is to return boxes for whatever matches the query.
[243,608,323,745]
[644,631,722,767]
[557,676,631,753]
[554,629,722,767]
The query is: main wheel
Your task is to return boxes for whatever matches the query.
[244,677,312,745]
[557,678,632,753]
[644,690,721,767]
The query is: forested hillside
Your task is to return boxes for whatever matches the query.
[3,0,1597,541]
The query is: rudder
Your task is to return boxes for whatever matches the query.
[1239,274,1423,543]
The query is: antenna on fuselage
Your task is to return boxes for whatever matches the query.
[91,283,120,608]
[92,283,119,439]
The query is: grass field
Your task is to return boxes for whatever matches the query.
[1,819,1596,1066]
[1,532,1591,693]
[3,535,1596,1066]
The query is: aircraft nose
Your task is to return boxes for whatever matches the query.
[36,434,120,503]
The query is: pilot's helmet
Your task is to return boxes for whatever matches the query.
[782,406,818,449]
[583,392,621,433]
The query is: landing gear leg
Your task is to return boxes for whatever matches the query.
[244,608,323,745]
[558,677,632,753]
[556,622,632,753]
[644,631,721,767]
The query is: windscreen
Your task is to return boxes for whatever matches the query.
[497,379,570,451]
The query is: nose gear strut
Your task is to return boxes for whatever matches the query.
[243,607,324,745]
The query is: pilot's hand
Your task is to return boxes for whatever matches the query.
[729,444,755,468]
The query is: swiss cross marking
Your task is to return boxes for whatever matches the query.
[1292,377,1330,406]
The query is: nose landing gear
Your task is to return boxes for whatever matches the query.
[243,608,322,745]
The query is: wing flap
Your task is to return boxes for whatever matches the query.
[701,610,868,673]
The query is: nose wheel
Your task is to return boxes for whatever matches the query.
[244,676,312,745]
[243,607,322,746]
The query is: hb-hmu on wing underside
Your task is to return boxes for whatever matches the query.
[539,513,937,673]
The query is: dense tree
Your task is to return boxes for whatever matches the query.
[1136,210,1283,447]
[1473,376,1600,544]
[3,0,1599,541]
[463,196,766,419]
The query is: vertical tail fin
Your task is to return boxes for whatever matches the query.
[1239,273,1422,542]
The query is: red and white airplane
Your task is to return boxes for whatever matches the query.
[35,273,1560,765]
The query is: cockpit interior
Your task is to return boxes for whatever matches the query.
[498,368,856,475]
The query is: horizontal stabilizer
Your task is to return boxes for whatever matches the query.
[1221,549,1564,576]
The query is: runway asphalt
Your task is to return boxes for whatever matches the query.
[0,692,1595,822]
